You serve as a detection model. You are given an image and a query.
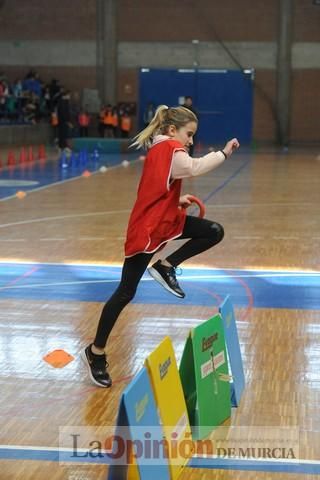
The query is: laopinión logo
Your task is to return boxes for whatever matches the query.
[59,426,300,465]
[216,446,296,459]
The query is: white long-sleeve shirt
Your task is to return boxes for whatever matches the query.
[153,135,225,179]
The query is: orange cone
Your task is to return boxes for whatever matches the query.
[43,349,74,368]
[16,191,27,199]
[82,170,91,177]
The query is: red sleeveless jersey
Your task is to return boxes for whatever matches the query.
[125,139,187,257]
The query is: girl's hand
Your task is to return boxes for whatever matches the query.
[179,194,193,208]
[222,138,240,158]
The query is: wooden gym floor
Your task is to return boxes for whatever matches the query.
[0,145,319,479]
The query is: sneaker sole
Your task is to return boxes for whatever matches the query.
[80,348,112,388]
[147,266,185,298]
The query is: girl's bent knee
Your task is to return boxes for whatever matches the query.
[210,222,224,243]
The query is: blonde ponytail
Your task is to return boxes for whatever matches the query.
[131,105,169,149]
[131,104,198,150]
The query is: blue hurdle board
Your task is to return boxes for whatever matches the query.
[219,296,245,407]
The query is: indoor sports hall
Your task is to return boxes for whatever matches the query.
[0,2,319,480]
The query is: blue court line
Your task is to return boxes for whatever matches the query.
[0,263,319,310]
[202,157,251,204]
[189,456,320,474]
[1,446,320,474]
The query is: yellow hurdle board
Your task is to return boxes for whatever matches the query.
[145,336,193,480]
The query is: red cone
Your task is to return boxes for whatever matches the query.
[28,146,34,162]
[38,144,46,160]
[7,150,16,166]
[19,147,27,164]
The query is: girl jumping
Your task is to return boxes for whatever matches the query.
[82,105,240,387]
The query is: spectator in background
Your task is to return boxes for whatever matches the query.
[57,90,72,151]
[6,95,18,121]
[23,70,42,97]
[12,79,23,99]
[183,96,197,115]
[78,109,90,137]
[120,111,132,138]
[103,104,114,138]
[0,69,71,125]
[70,91,81,123]
[43,86,51,112]
[143,102,155,127]
[49,79,62,110]
[13,79,24,119]
[23,92,40,124]
[112,106,119,138]
[51,108,59,144]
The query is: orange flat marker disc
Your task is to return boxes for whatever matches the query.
[16,191,27,199]
[43,349,75,368]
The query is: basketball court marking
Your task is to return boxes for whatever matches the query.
[0,209,131,229]
[0,263,319,310]
[0,444,320,474]
[202,158,250,203]
[0,153,140,201]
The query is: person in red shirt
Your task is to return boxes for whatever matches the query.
[50,109,59,143]
[103,104,114,137]
[82,105,240,387]
[78,110,90,137]
[120,111,132,138]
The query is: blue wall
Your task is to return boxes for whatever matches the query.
[139,68,253,145]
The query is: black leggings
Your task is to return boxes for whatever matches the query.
[93,216,224,348]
